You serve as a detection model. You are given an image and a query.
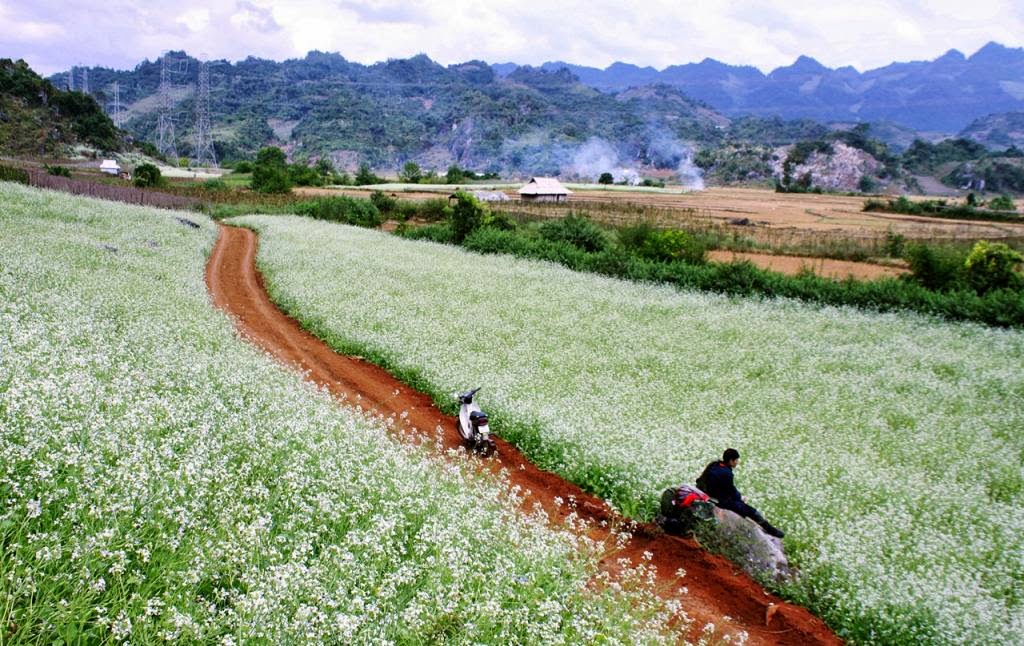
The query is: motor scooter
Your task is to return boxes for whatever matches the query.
[456,387,496,457]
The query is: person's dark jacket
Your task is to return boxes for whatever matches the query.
[699,461,742,505]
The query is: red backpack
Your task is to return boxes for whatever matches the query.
[674,483,710,509]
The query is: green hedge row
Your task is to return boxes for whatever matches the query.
[402,225,1024,328]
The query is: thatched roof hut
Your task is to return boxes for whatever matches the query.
[517,177,572,202]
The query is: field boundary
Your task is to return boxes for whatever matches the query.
[1,164,201,210]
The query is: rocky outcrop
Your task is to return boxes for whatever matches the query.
[772,142,882,191]
[699,507,793,584]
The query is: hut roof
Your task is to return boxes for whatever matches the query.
[517,177,572,195]
[471,190,510,202]
[99,159,120,170]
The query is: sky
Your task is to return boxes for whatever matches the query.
[2,0,1023,76]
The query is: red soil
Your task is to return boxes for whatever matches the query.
[206,224,843,645]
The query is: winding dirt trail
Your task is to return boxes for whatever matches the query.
[206,224,842,645]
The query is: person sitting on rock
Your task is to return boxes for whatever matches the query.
[657,483,716,537]
[696,448,785,539]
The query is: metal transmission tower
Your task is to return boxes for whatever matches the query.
[192,58,217,167]
[108,81,125,128]
[155,53,179,161]
[67,67,75,91]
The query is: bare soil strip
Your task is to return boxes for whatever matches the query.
[708,250,907,280]
[206,224,842,646]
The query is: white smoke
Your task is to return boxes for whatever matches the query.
[565,134,704,190]
[571,138,642,185]
[571,138,617,180]
[676,150,705,191]
[645,131,705,191]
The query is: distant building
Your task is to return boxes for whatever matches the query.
[99,159,121,175]
[517,177,572,202]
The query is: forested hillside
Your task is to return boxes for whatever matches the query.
[0,59,121,156]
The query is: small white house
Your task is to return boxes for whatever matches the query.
[99,159,121,175]
[517,177,572,202]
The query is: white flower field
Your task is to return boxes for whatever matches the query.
[236,214,1024,644]
[0,183,696,644]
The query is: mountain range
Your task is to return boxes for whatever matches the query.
[501,42,1024,133]
[30,43,1024,178]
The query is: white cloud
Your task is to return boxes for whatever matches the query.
[176,8,210,33]
[1,0,1022,75]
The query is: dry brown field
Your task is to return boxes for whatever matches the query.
[300,185,1024,242]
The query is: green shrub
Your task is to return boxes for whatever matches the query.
[617,221,657,253]
[398,222,455,243]
[370,190,398,215]
[538,214,609,252]
[964,241,1023,294]
[288,163,323,187]
[638,229,708,265]
[598,172,614,185]
[202,178,229,191]
[44,164,72,178]
[904,243,966,291]
[446,192,489,243]
[133,163,162,188]
[398,161,422,183]
[0,165,30,184]
[296,196,382,228]
[883,231,906,258]
[989,195,1017,212]
[251,147,292,194]
[233,160,254,173]
[354,163,385,186]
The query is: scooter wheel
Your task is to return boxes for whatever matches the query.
[477,438,497,458]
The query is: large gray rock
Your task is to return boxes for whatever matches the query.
[709,507,793,583]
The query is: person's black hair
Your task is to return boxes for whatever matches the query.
[723,448,740,462]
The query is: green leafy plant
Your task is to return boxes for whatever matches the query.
[903,243,966,291]
[44,164,72,178]
[988,194,1016,212]
[446,191,489,243]
[251,147,292,194]
[132,163,162,188]
[370,190,398,215]
[538,214,609,252]
[638,229,708,265]
[964,240,1023,293]
[296,196,382,228]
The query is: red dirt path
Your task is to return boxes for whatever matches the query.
[206,224,842,645]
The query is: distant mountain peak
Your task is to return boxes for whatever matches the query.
[969,41,1024,64]
[769,55,829,78]
[935,48,966,63]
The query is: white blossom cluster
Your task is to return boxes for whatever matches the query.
[237,214,1024,645]
[0,183,702,644]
